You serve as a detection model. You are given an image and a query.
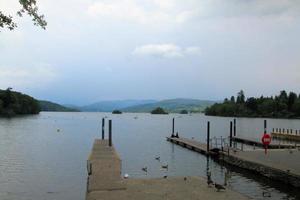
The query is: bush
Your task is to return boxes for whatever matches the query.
[151,107,168,114]
[112,110,122,114]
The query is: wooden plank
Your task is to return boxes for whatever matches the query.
[166,137,210,155]
[232,137,299,149]
[87,139,126,194]
[272,132,300,142]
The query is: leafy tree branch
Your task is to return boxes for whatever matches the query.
[0,0,46,31]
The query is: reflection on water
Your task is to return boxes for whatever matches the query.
[0,112,299,200]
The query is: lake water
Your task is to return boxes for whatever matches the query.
[0,112,300,200]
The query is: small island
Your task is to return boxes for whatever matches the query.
[151,107,168,114]
[112,110,122,114]
[180,109,188,114]
[0,88,40,117]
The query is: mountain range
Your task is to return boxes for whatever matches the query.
[74,100,157,112]
[63,98,215,113]
[121,98,215,113]
[39,100,79,112]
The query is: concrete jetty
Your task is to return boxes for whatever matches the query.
[86,139,250,200]
[167,136,300,188]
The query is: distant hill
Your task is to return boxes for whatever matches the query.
[122,98,216,113]
[79,100,157,112]
[0,88,40,117]
[39,100,79,112]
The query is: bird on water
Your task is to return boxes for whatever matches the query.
[207,179,214,187]
[155,156,160,161]
[161,163,168,169]
[142,167,148,173]
[262,191,271,197]
[214,183,226,192]
[124,174,129,179]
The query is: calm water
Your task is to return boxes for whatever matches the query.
[0,112,300,200]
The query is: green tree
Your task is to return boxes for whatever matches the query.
[0,88,40,117]
[288,92,297,111]
[0,99,3,114]
[230,96,235,103]
[292,100,300,116]
[112,110,122,114]
[205,90,300,119]
[279,90,288,103]
[3,87,14,108]
[151,107,168,114]
[236,90,245,104]
[0,0,46,31]
[245,97,257,112]
[180,110,188,114]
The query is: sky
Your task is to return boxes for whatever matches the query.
[0,0,300,105]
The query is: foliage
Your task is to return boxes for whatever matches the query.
[39,100,79,112]
[180,110,188,114]
[205,90,300,119]
[0,0,46,31]
[151,107,168,114]
[0,88,40,117]
[112,110,122,114]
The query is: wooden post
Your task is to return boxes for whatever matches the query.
[109,120,112,147]
[264,120,267,134]
[207,121,210,153]
[221,136,223,151]
[172,118,175,134]
[233,119,236,137]
[102,118,105,140]
[230,121,233,147]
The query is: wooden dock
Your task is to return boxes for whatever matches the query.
[166,137,212,155]
[232,136,299,149]
[166,136,300,188]
[86,139,250,200]
[86,139,125,195]
[272,132,300,142]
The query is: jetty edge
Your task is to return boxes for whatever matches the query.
[86,139,251,200]
[167,136,300,188]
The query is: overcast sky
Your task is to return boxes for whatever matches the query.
[1,0,300,105]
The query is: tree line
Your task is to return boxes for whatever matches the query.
[0,88,40,117]
[205,90,300,118]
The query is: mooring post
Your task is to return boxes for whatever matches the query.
[264,120,267,134]
[207,121,210,153]
[233,119,236,137]
[221,136,223,151]
[172,117,175,136]
[230,121,233,147]
[102,118,105,140]
[109,120,112,147]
